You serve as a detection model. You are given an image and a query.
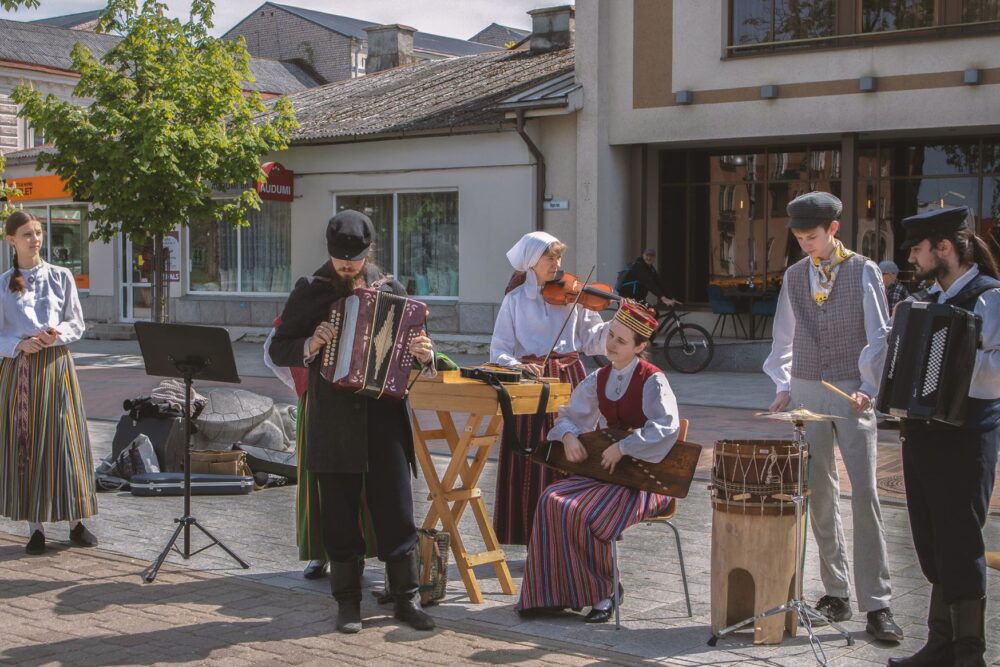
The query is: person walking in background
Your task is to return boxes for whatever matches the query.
[879,260,910,314]
[0,210,97,555]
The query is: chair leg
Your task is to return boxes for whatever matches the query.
[734,313,748,339]
[711,314,722,338]
[612,539,621,630]
[666,521,692,617]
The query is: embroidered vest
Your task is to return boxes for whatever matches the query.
[596,359,659,429]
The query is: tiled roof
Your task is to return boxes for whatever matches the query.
[0,18,321,93]
[271,47,575,143]
[267,3,501,57]
[496,71,580,110]
[29,9,104,30]
[469,23,531,48]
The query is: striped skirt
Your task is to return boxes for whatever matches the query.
[517,475,672,611]
[492,354,587,546]
[0,345,96,523]
[295,396,377,560]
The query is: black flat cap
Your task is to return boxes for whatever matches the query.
[326,210,374,260]
[900,206,972,250]
[786,191,842,229]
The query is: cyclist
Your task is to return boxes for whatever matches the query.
[616,248,680,308]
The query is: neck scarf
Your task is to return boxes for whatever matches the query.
[811,239,854,305]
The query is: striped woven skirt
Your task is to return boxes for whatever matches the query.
[0,345,96,523]
[492,354,586,546]
[517,475,672,611]
[295,396,377,560]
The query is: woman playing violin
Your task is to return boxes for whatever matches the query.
[489,231,610,546]
[517,301,681,623]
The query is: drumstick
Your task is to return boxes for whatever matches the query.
[821,380,855,404]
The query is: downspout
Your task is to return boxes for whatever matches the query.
[515,109,546,231]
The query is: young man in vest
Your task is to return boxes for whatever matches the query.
[887,207,999,667]
[763,192,903,642]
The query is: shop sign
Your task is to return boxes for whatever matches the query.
[256,162,293,202]
[6,175,70,201]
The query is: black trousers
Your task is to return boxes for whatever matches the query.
[315,406,417,564]
[901,419,999,603]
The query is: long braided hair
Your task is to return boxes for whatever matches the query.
[5,210,41,294]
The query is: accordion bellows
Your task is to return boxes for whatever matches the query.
[320,288,428,400]
[877,300,981,426]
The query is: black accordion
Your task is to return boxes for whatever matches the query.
[877,300,982,426]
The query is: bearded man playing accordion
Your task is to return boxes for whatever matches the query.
[269,210,436,635]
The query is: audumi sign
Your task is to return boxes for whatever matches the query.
[256,162,294,202]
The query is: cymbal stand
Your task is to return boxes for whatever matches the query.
[708,417,853,666]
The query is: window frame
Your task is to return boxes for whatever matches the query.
[184,198,292,297]
[10,201,91,291]
[332,187,460,301]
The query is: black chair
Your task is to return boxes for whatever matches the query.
[751,294,778,339]
[708,284,746,338]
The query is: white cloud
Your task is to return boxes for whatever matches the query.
[2,1,550,39]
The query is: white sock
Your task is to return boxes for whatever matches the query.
[28,522,43,535]
[592,597,612,611]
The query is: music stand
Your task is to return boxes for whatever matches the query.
[133,322,249,583]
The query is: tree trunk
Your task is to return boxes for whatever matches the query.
[151,231,169,323]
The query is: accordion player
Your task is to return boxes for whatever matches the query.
[876,300,982,426]
[319,287,428,400]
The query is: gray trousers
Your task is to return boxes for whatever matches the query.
[789,377,892,612]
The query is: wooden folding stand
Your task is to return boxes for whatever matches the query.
[407,371,570,603]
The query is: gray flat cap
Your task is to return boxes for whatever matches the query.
[786,191,842,229]
[878,260,900,274]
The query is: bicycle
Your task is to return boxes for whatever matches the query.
[650,306,715,374]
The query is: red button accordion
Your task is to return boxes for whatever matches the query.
[319,288,428,400]
[876,300,982,426]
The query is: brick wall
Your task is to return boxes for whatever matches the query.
[225,7,356,83]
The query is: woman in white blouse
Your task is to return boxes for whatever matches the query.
[517,301,680,623]
[489,231,610,545]
[0,210,97,555]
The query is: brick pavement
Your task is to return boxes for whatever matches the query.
[0,533,629,666]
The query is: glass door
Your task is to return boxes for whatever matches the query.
[119,234,154,322]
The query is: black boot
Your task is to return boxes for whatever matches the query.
[950,597,987,667]
[386,550,435,631]
[887,585,952,666]
[330,559,363,634]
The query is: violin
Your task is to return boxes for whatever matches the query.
[541,270,620,311]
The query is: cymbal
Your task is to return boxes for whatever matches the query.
[754,408,843,422]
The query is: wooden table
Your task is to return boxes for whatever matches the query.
[407,371,571,603]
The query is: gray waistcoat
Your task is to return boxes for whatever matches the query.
[786,253,867,383]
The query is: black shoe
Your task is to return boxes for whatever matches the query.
[812,595,852,626]
[867,608,903,643]
[69,523,98,548]
[386,550,435,631]
[330,559,364,634]
[302,560,328,580]
[887,584,952,667]
[583,584,625,624]
[25,530,45,555]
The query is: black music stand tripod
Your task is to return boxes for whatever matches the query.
[134,322,249,583]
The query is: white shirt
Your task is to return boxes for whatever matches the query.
[763,259,890,398]
[547,358,681,462]
[490,271,610,366]
[924,264,1000,400]
[0,261,85,358]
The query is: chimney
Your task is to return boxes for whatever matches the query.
[527,5,575,54]
[363,24,417,74]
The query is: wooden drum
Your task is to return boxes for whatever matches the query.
[710,439,809,644]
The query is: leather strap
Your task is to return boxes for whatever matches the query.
[479,373,550,456]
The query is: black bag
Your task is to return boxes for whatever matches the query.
[112,414,187,473]
[130,472,254,496]
[236,444,297,481]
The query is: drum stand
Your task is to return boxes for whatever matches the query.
[708,417,853,666]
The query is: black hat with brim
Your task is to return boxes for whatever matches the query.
[900,206,971,250]
[326,210,374,260]
[786,191,843,229]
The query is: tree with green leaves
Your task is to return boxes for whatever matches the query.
[0,1,41,10]
[12,0,298,322]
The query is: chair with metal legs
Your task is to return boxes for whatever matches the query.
[610,419,693,629]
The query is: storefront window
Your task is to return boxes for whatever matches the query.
[862,0,935,32]
[334,191,459,298]
[731,0,835,45]
[14,204,90,289]
[188,202,290,293]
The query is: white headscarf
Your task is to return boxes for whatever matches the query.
[505,231,560,272]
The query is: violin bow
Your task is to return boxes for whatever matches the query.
[539,265,596,375]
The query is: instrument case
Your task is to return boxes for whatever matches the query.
[130,472,254,496]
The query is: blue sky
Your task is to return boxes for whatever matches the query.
[1,1,549,39]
